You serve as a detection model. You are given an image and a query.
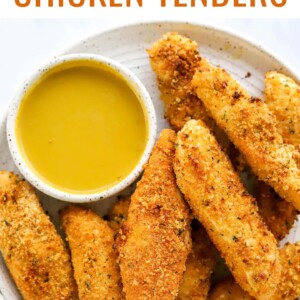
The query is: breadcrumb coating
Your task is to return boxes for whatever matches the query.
[209,278,253,300]
[174,120,281,300]
[0,171,78,300]
[209,242,300,300]
[108,197,215,300]
[60,205,122,300]
[265,71,300,147]
[273,242,300,300]
[116,129,192,300]
[192,61,300,211]
[148,32,243,167]
[149,33,297,234]
[255,72,300,243]
[147,32,212,131]
[177,223,217,300]
[256,181,297,242]
[106,196,131,231]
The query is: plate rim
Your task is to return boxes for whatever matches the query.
[60,19,300,82]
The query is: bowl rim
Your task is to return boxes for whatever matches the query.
[6,53,157,203]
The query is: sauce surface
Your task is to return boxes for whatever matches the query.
[16,60,148,194]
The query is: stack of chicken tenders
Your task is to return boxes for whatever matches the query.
[1,33,300,300]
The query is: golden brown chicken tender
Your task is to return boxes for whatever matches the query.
[256,181,297,242]
[60,205,122,300]
[209,242,300,300]
[255,71,300,242]
[148,33,245,169]
[192,61,300,211]
[209,278,254,300]
[106,196,131,231]
[174,120,281,300]
[149,33,296,233]
[116,129,192,300]
[265,71,300,147]
[108,197,215,300]
[177,223,217,300]
[148,32,211,131]
[273,242,300,300]
[0,171,78,300]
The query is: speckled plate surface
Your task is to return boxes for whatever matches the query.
[1,21,300,299]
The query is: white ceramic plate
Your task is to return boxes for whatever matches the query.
[1,21,300,299]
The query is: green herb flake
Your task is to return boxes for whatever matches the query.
[233,236,239,242]
[4,220,11,226]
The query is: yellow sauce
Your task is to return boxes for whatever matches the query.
[16,60,148,194]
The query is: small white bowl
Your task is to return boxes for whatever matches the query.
[6,54,157,203]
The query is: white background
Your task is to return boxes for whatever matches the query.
[0,18,300,114]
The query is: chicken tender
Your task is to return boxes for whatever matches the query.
[256,181,297,242]
[0,171,78,300]
[106,196,131,231]
[60,205,122,300]
[148,32,233,157]
[148,32,211,131]
[177,223,217,300]
[209,242,300,300]
[255,71,300,241]
[192,62,300,211]
[209,278,254,300]
[174,120,281,300]
[273,242,300,300]
[108,197,215,300]
[116,129,192,300]
[265,71,300,147]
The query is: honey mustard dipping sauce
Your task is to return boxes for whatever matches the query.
[15,59,148,194]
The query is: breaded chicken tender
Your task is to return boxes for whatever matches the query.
[0,171,78,300]
[209,242,300,300]
[116,129,192,300]
[61,205,122,300]
[148,32,233,155]
[265,71,300,147]
[177,223,217,300]
[174,120,281,300]
[209,278,254,300]
[255,72,300,242]
[256,181,297,242]
[147,32,211,131]
[273,242,300,300]
[108,197,215,300]
[106,196,131,231]
[192,62,300,211]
